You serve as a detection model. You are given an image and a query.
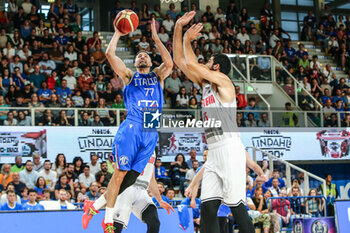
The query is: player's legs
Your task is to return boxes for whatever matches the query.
[200,163,223,233]
[141,205,160,233]
[200,199,221,233]
[229,204,255,233]
[218,216,228,233]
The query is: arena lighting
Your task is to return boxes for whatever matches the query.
[297,41,300,44]
[47,0,55,2]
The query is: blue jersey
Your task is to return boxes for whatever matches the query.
[22,203,44,211]
[217,204,231,217]
[123,71,163,122]
[0,202,22,211]
[181,197,201,218]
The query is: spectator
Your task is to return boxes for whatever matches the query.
[22,189,44,210]
[155,158,172,187]
[72,157,84,177]
[11,156,24,173]
[64,44,78,62]
[257,50,271,80]
[28,65,46,91]
[78,111,92,126]
[87,154,101,176]
[19,160,39,189]
[169,154,188,192]
[152,182,170,207]
[181,196,201,230]
[57,189,76,209]
[165,71,182,107]
[282,102,298,127]
[32,153,43,172]
[87,31,101,51]
[258,113,270,127]
[55,28,70,49]
[235,86,247,109]
[272,189,291,228]
[56,80,72,105]
[91,114,104,126]
[289,186,305,218]
[54,174,73,199]
[245,113,258,127]
[306,188,324,217]
[85,182,99,201]
[184,160,200,194]
[64,0,81,26]
[249,186,271,233]
[78,165,95,191]
[163,14,174,33]
[78,66,93,95]
[266,170,285,188]
[244,97,259,120]
[319,174,338,216]
[39,160,57,192]
[4,111,18,126]
[65,163,77,187]
[342,114,350,127]
[52,153,67,177]
[0,183,20,204]
[95,161,112,187]
[0,190,22,211]
[8,172,26,196]
[176,87,189,108]
[0,164,13,187]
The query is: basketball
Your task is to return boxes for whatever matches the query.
[114,10,139,34]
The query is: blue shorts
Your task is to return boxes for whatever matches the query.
[111,118,158,174]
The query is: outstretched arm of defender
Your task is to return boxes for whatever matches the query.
[149,170,175,214]
[106,29,133,82]
[173,11,203,86]
[151,18,173,85]
[185,164,205,198]
[183,25,233,89]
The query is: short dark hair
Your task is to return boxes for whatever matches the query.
[213,54,231,75]
[285,102,292,107]
[84,165,90,169]
[28,188,36,195]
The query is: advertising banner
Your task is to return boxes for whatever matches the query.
[293,217,336,233]
[0,126,350,163]
[334,200,350,233]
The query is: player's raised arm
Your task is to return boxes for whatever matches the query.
[149,170,175,215]
[183,24,234,91]
[106,28,133,83]
[151,18,173,86]
[173,11,203,86]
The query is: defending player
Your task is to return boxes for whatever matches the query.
[173,11,257,233]
[83,153,174,233]
[82,19,173,232]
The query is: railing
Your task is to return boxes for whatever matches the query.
[0,107,347,128]
[266,196,327,232]
[247,147,327,198]
[226,54,324,121]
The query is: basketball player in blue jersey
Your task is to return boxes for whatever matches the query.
[82,19,173,233]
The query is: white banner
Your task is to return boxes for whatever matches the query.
[0,127,118,164]
[0,127,349,163]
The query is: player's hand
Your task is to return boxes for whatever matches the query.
[176,11,196,26]
[159,200,175,215]
[184,185,193,198]
[184,23,203,41]
[114,26,128,36]
[190,199,196,209]
[151,18,159,41]
[260,174,269,182]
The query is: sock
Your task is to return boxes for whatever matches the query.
[92,194,106,210]
[104,207,114,224]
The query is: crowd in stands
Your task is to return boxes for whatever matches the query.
[0,150,339,232]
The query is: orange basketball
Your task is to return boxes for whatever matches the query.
[114,10,139,34]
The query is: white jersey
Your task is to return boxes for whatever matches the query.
[201,83,240,144]
[133,153,156,189]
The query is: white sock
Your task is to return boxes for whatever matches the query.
[92,194,106,210]
[104,207,114,224]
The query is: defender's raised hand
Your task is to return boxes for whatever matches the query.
[184,23,203,41]
[151,18,159,41]
[175,11,196,26]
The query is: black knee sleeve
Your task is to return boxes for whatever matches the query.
[200,200,221,233]
[218,217,228,233]
[119,170,140,194]
[230,203,255,233]
[113,222,123,233]
[142,205,160,233]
